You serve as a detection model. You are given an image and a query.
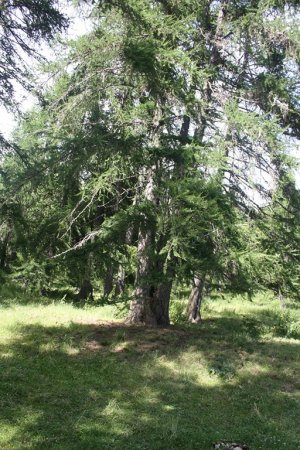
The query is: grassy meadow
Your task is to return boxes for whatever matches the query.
[0,289,299,450]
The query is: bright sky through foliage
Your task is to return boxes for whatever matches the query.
[0,3,92,138]
[0,3,299,189]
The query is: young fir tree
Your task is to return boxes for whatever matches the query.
[254,177,300,303]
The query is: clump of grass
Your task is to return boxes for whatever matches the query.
[208,358,236,380]
[169,300,187,324]
[264,309,300,339]
[240,316,264,339]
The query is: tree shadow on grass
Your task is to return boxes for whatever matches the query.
[0,285,77,308]
[0,285,122,309]
[0,316,299,450]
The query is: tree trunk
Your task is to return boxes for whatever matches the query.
[127,103,162,325]
[128,112,190,325]
[127,222,157,325]
[153,279,173,325]
[0,231,11,270]
[103,265,114,296]
[76,252,93,301]
[115,265,125,295]
[77,278,93,301]
[114,226,135,296]
[187,275,205,323]
[278,288,287,309]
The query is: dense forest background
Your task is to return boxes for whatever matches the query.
[1,0,300,325]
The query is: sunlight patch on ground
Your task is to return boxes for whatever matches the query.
[0,294,299,450]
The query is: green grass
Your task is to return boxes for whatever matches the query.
[0,292,299,449]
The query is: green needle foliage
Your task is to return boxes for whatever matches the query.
[1,0,300,322]
[0,0,68,107]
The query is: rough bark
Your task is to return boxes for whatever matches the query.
[76,252,93,301]
[77,278,93,301]
[153,278,173,325]
[187,275,205,323]
[127,103,162,325]
[127,219,157,325]
[129,113,189,325]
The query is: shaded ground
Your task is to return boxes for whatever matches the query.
[0,299,299,450]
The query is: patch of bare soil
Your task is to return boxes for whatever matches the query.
[281,382,296,393]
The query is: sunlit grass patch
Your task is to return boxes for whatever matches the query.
[0,292,299,449]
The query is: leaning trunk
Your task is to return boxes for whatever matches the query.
[187,275,205,323]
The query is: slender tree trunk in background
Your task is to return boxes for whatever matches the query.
[184,7,227,322]
[0,230,11,270]
[77,252,93,301]
[115,265,125,295]
[187,275,205,323]
[278,288,287,309]
[114,226,135,296]
[103,265,114,296]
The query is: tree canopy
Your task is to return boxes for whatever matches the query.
[1,0,300,324]
[0,0,68,107]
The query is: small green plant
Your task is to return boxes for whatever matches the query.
[288,320,300,339]
[169,300,187,325]
[115,329,127,342]
[272,310,291,336]
[265,310,300,339]
[241,316,263,338]
[208,358,236,380]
